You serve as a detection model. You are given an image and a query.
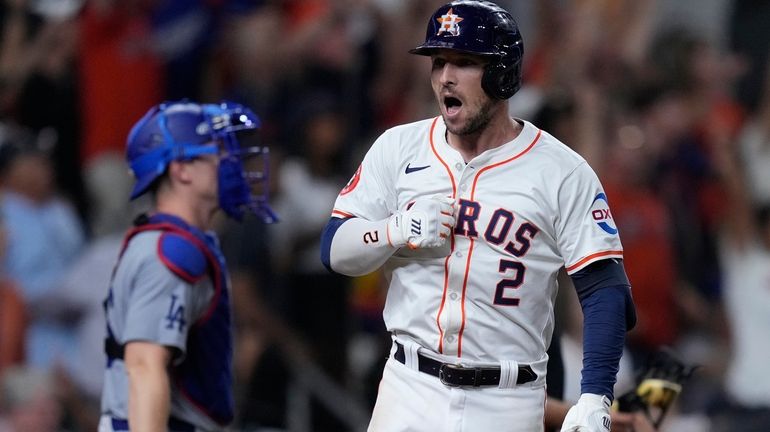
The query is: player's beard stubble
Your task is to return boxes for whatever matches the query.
[442,96,496,137]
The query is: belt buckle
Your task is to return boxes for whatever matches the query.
[438,363,463,387]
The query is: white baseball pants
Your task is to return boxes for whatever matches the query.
[368,355,547,431]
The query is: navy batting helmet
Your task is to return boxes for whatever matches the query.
[126,100,277,223]
[410,1,524,100]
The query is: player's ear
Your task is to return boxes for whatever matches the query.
[167,160,194,186]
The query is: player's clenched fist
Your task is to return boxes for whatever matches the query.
[561,394,612,432]
[388,195,456,249]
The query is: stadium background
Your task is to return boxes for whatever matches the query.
[0,0,769,431]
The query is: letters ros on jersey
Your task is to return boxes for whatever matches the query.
[590,192,618,235]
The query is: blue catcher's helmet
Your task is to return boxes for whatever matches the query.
[126,100,278,223]
[410,1,524,100]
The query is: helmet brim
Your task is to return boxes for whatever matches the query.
[409,43,499,58]
[129,175,156,200]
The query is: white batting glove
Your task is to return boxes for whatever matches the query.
[387,195,455,249]
[560,393,612,432]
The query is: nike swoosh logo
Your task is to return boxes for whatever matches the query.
[405,163,431,174]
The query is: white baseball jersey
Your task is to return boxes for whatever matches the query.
[332,116,623,364]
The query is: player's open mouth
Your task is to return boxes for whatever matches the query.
[444,96,462,116]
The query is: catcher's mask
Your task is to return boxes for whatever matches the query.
[126,100,278,223]
[410,0,524,100]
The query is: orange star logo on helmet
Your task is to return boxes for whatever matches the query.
[436,7,463,36]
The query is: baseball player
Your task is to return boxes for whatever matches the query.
[320,2,636,431]
[99,101,277,432]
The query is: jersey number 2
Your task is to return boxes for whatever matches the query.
[494,259,524,306]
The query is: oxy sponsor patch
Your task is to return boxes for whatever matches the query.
[591,193,618,235]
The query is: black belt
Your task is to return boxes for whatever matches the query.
[394,341,537,387]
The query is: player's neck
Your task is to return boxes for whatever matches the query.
[447,116,522,162]
[156,194,217,231]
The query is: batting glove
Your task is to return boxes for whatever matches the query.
[560,393,612,432]
[387,195,455,249]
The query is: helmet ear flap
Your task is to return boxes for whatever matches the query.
[482,54,521,100]
[482,62,513,100]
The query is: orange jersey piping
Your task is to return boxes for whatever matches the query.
[331,209,355,218]
[429,117,457,354]
[565,250,624,273]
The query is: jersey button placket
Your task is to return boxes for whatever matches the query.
[442,233,468,356]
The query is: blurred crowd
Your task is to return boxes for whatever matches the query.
[0,0,769,431]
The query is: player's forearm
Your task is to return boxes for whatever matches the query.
[126,344,172,432]
[571,259,635,400]
[321,216,396,276]
[579,285,628,399]
[128,365,170,431]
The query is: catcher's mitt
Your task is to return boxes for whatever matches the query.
[614,347,698,428]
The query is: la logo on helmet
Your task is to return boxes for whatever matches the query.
[436,8,463,36]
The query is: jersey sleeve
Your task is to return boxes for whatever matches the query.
[556,162,623,274]
[122,253,202,357]
[331,132,397,221]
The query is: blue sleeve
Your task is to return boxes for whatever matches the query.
[571,258,636,329]
[320,217,351,273]
[570,259,636,400]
